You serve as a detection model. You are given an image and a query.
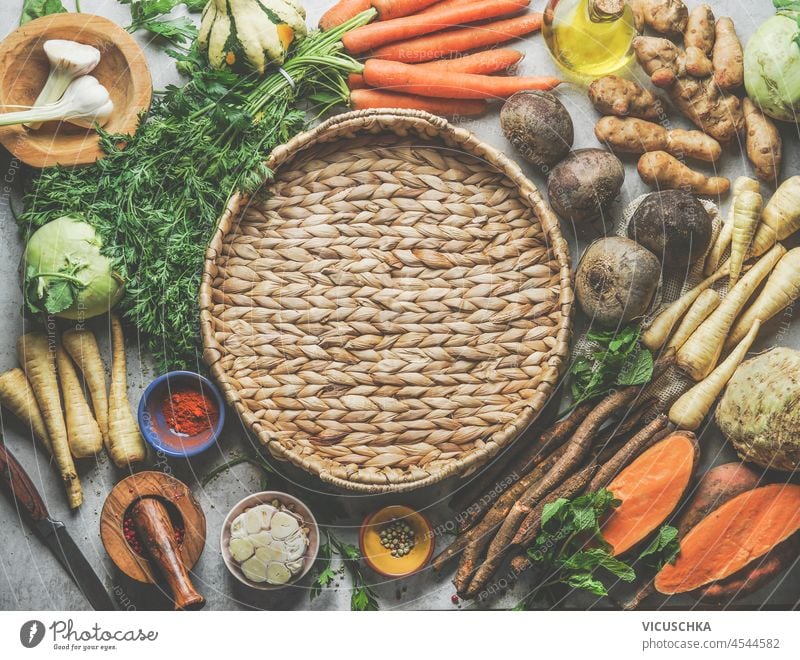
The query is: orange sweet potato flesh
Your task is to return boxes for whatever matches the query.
[602,432,698,557]
[656,483,800,595]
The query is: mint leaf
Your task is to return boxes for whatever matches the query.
[617,348,654,385]
[20,0,67,24]
[638,525,681,571]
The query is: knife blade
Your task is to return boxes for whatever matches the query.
[0,439,116,611]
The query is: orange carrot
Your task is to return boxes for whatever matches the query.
[319,0,372,31]
[363,58,559,99]
[420,48,524,73]
[349,50,524,88]
[348,73,367,89]
[350,88,487,116]
[372,0,442,20]
[343,0,530,54]
[371,12,543,62]
[416,0,467,15]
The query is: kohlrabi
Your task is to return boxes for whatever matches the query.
[23,216,124,319]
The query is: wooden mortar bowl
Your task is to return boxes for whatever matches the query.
[0,13,152,168]
[100,471,206,585]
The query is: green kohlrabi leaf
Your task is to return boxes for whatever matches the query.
[20,0,67,24]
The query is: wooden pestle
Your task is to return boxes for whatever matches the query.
[130,497,205,610]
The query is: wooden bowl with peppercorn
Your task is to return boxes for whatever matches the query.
[137,370,226,458]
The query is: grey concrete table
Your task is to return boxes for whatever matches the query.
[0,0,797,611]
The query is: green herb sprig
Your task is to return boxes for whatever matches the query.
[637,524,680,572]
[569,325,654,408]
[515,489,635,609]
[20,0,67,24]
[20,12,373,371]
[311,532,379,612]
[120,0,206,47]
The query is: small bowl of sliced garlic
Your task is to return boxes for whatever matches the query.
[220,491,319,590]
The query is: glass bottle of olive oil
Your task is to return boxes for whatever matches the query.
[543,0,637,78]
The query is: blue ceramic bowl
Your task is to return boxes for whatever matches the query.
[138,371,225,458]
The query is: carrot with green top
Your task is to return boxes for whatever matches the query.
[372,0,442,20]
[319,0,373,31]
[363,59,559,99]
[350,88,487,116]
[371,12,543,62]
[343,0,530,54]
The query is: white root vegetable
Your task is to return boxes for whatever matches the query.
[56,345,103,458]
[62,329,109,452]
[641,264,731,351]
[750,176,800,256]
[17,332,82,508]
[729,189,763,285]
[108,315,147,467]
[0,368,51,452]
[677,243,785,381]
[669,320,761,430]
[704,176,760,276]
[667,289,720,351]
[725,247,800,351]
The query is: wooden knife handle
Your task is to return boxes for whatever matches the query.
[131,498,205,611]
[0,440,48,522]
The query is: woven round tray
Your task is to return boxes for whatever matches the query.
[200,109,573,492]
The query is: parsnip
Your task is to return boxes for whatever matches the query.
[677,243,785,381]
[667,289,720,351]
[108,315,146,467]
[750,176,800,257]
[704,176,759,276]
[62,329,109,452]
[17,333,82,508]
[642,264,731,351]
[0,368,51,452]
[725,247,800,351]
[729,189,763,285]
[670,320,761,430]
[56,346,103,458]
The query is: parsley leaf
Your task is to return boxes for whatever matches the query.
[120,0,203,46]
[20,0,67,24]
[638,525,681,571]
[311,532,380,611]
[569,324,654,406]
[521,489,635,606]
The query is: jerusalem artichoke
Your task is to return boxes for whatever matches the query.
[637,151,729,195]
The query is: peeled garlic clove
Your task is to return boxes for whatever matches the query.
[230,513,248,538]
[241,555,268,583]
[270,511,300,539]
[284,531,308,561]
[286,558,304,574]
[244,509,264,535]
[256,542,288,563]
[249,530,274,548]
[229,537,255,563]
[265,562,292,585]
[250,504,276,529]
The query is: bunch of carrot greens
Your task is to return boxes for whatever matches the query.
[19,12,372,371]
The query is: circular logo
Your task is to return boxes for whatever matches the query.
[19,620,45,649]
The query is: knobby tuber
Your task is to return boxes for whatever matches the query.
[595,116,721,162]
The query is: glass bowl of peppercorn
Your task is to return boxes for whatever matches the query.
[359,505,435,578]
[138,371,226,458]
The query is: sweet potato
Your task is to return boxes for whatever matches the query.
[602,432,699,556]
[655,483,800,595]
[624,461,762,609]
[695,537,798,604]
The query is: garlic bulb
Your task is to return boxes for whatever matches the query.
[229,501,309,585]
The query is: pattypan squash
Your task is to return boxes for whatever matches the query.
[198,0,307,74]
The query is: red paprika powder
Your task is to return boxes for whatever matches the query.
[161,387,219,436]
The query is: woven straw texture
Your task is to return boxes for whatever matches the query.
[200,109,573,492]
